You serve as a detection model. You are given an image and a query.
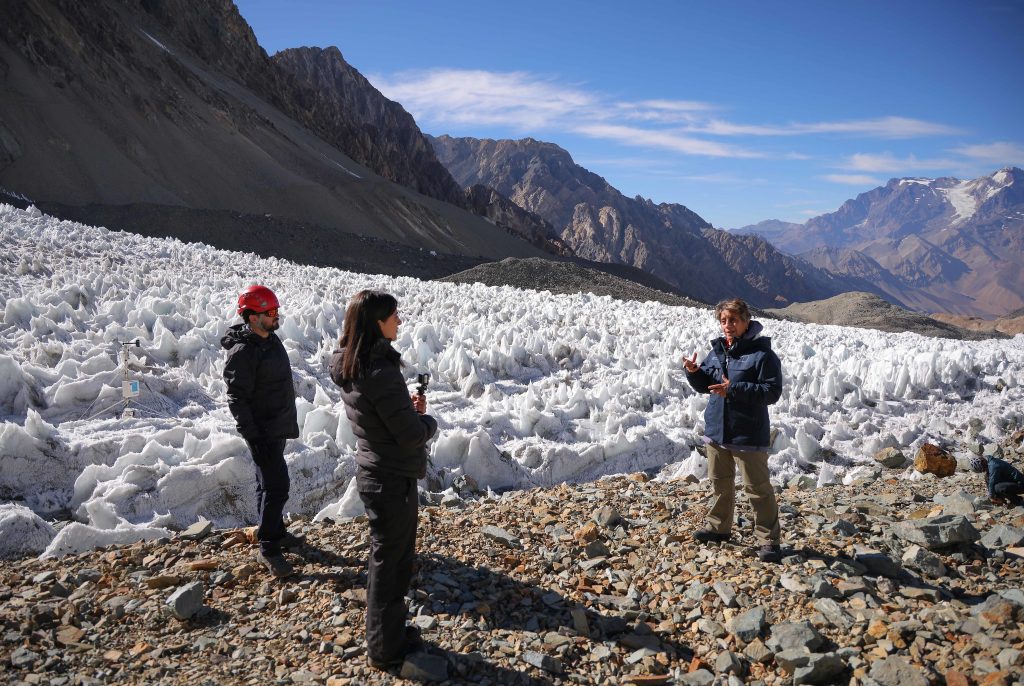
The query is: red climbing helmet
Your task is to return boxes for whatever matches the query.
[236,285,280,315]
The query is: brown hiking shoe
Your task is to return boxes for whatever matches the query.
[256,551,294,578]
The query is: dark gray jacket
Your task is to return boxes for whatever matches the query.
[330,340,437,479]
[685,320,783,447]
[221,324,299,443]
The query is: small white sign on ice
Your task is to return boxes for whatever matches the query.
[122,380,140,398]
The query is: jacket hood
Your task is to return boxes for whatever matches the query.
[712,319,772,354]
[330,339,400,385]
[221,323,259,350]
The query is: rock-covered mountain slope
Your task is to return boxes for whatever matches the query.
[0,0,545,261]
[766,292,1001,341]
[429,135,874,308]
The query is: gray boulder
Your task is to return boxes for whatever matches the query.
[401,652,449,681]
[166,581,204,620]
[853,546,902,578]
[727,606,768,643]
[794,652,846,685]
[766,620,823,653]
[981,524,1024,549]
[873,447,906,469]
[867,655,928,686]
[677,669,715,686]
[812,598,853,630]
[480,525,521,549]
[891,514,980,549]
[901,544,948,577]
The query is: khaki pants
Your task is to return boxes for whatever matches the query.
[705,443,780,543]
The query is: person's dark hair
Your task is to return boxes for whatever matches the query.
[241,309,257,324]
[337,290,399,381]
[714,298,751,323]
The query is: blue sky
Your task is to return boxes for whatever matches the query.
[235,0,1024,228]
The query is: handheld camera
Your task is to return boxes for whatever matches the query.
[416,372,431,397]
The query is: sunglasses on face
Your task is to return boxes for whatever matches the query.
[262,308,279,318]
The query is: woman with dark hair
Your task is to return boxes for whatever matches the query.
[329,290,437,670]
[683,298,784,563]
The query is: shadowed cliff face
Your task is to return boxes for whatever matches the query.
[430,134,866,307]
[271,47,467,207]
[0,0,546,261]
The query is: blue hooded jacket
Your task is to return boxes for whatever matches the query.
[685,320,783,447]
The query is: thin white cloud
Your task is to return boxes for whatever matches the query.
[373,69,597,130]
[615,100,718,123]
[951,141,1024,166]
[372,68,965,166]
[839,152,959,173]
[574,124,763,158]
[687,116,961,138]
[635,99,718,112]
[822,174,883,186]
[675,173,747,183]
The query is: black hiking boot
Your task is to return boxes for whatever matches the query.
[693,528,731,543]
[256,551,295,578]
[756,543,782,563]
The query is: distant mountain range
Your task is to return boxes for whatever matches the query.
[429,135,867,307]
[737,168,1024,316]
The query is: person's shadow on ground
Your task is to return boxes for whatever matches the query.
[392,550,693,684]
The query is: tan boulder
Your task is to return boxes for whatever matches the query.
[914,443,956,477]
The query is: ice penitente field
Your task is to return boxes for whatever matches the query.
[1,203,1023,559]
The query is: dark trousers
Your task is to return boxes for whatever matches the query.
[247,438,290,556]
[994,482,1024,505]
[357,469,418,663]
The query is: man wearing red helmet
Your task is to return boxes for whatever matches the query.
[221,285,301,578]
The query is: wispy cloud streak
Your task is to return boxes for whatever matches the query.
[839,152,959,173]
[822,174,883,185]
[951,141,1024,166]
[373,68,961,160]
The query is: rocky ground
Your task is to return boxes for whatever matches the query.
[439,258,704,308]
[929,313,1024,338]
[3,434,1024,686]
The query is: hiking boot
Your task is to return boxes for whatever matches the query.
[256,551,294,578]
[367,654,405,673]
[756,543,782,563]
[279,531,305,549]
[693,528,730,543]
[405,625,425,652]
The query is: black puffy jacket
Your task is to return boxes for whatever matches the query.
[221,323,299,443]
[330,340,437,479]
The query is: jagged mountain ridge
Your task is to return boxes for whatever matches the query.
[430,134,874,307]
[741,168,1024,316]
[0,0,546,260]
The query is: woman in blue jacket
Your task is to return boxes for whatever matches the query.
[684,298,784,562]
